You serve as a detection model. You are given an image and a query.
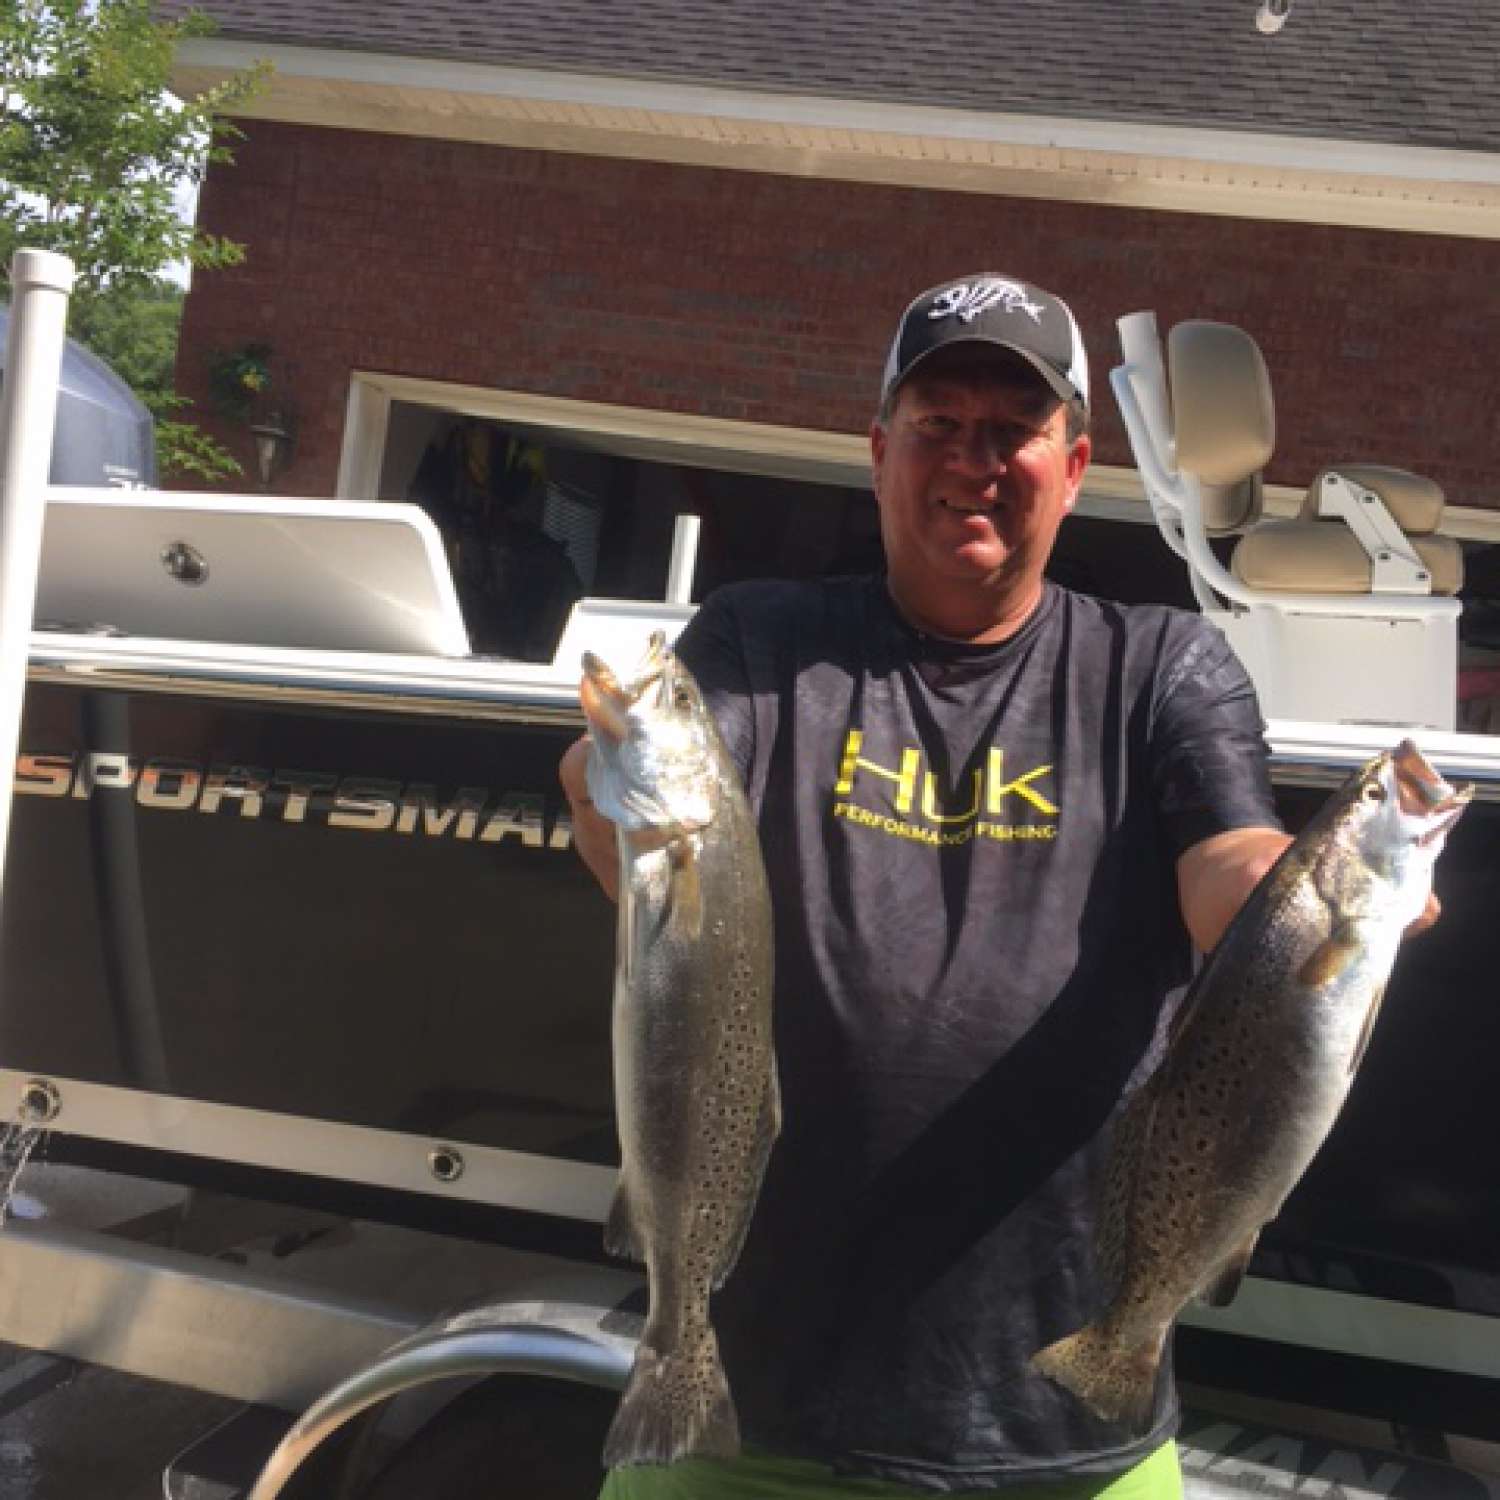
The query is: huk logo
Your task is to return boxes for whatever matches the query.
[929,278,1044,326]
[830,729,1059,848]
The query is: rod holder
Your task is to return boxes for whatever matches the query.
[666,513,701,606]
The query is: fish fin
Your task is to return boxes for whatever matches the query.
[1197,1231,1260,1308]
[710,1069,781,1291]
[603,1327,739,1468]
[1164,986,1203,1051]
[1297,928,1363,989]
[663,837,703,938]
[1349,984,1387,1075]
[1031,1319,1168,1432]
[604,1176,647,1265]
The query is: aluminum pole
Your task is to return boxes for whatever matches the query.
[0,251,75,916]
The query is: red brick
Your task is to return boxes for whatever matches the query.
[177,121,1500,510]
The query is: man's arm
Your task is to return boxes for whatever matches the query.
[559,734,619,902]
[1175,826,1289,954]
[1176,825,1440,955]
[1154,619,1442,955]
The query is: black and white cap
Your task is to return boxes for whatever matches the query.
[881,273,1090,411]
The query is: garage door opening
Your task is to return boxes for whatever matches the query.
[374,399,881,659]
[351,379,1200,662]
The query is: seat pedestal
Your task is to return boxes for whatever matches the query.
[1214,606,1458,731]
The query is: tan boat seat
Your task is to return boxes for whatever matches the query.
[1169,321,1272,536]
[1309,464,1445,535]
[1119,309,1463,730]
[1232,464,1464,596]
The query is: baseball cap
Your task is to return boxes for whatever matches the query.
[880,273,1090,411]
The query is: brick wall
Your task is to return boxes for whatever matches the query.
[178,120,1498,510]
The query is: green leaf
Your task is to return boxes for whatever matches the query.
[1,1,267,485]
[155,417,243,484]
[0,0,267,298]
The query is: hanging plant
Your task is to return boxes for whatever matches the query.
[206,341,274,423]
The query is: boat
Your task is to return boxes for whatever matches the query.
[2,252,1496,1497]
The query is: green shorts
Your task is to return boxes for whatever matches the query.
[598,1439,1182,1500]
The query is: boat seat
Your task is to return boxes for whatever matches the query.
[1167,319,1273,538]
[1233,465,1464,596]
[1113,313,1464,729]
[1168,321,1462,599]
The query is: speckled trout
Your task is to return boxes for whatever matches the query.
[581,633,778,1469]
[1033,740,1469,1430]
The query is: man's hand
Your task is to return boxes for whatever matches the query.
[559,734,620,901]
[1176,825,1440,955]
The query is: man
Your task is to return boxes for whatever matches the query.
[561,272,1294,1498]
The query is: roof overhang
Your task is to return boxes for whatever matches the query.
[174,40,1500,240]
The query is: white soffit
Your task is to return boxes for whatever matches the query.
[173,41,1500,240]
[352,372,1500,541]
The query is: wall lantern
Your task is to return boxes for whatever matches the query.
[207,343,295,490]
[249,415,293,490]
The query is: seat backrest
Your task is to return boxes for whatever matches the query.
[1300,464,1446,535]
[1167,321,1275,535]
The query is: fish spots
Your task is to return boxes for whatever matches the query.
[1047,748,1465,1433]
[687,1203,732,1274]
[592,640,774,1467]
[639,1338,738,1440]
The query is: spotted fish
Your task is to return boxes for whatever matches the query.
[581,632,779,1468]
[1032,740,1470,1429]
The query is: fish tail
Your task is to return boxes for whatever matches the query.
[1031,1319,1167,1431]
[603,1325,739,1469]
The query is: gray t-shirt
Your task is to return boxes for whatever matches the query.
[674,575,1279,1491]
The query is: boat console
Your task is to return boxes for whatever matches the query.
[37,490,472,656]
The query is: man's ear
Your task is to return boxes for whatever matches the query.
[869,420,887,497]
[1063,433,1092,513]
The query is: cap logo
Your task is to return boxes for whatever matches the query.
[928,278,1043,325]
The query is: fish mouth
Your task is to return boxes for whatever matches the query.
[580,654,633,744]
[1389,739,1472,844]
[580,635,671,742]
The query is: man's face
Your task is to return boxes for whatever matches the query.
[870,348,1090,631]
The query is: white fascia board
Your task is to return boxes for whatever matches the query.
[176,38,1500,191]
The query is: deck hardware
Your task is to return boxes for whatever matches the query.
[161,542,209,585]
[427,1145,464,1183]
[19,1079,60,1124]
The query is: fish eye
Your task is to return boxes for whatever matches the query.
[1362,781,1387,804]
